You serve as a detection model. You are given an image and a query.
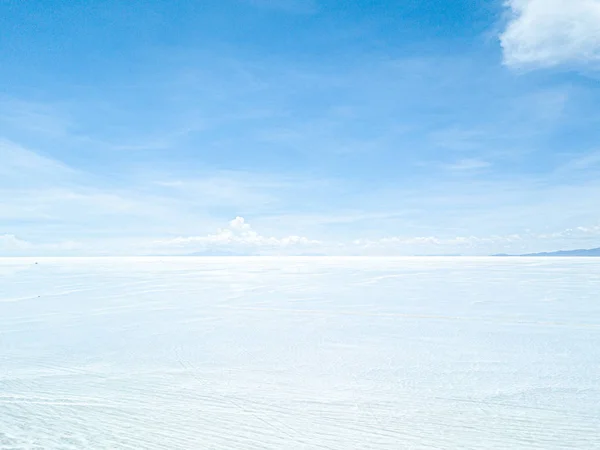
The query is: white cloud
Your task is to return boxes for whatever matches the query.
[3,220,600,256]
[0,234,81,255]
[0,234,33,251]
[575,225,600,234]
[0,99,72,138]
[501,0,600,68]
[0,139,74,182]
[350,224,600,255]
[353,234,522,249]
[560,150,600,171]
[154,174,282,212]
[155,217,321,254]
[445,158,491,171]
[536,224,600,239]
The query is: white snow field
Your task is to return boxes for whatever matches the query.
[1,257,599,449]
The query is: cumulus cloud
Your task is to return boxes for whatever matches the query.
[155,217,321,254]
[500,0,600,68]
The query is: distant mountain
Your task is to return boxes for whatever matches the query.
[494,247,600,257]
[521,247,600,257]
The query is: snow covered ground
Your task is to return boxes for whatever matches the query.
[1,257,599,449]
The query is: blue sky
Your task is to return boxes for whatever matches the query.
[1,0,600,255]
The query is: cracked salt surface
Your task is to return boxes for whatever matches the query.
[1,257,599,449]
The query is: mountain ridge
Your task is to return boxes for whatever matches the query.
[494,247,600,257]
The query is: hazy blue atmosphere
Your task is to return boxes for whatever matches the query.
[2,0,600,256]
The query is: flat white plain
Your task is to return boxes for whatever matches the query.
[1,257,599,449]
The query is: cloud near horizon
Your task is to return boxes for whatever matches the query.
[0,234,32,251]
[3,216,600,256]
[0,234,81,256]
[154,217,322,255]
[148,218,600,256]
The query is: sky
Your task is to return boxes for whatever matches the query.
[1,0,600,256]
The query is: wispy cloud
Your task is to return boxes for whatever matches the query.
[501,0,600,69]
[1,8,599,258]
[559,150,600,172]
[0,234,81,256]
[0,140,335,248]
[0,139,75,183]
[0,234,32,251]
[444,158,491,172]
[536,224,600,239]
[0,99,72,139]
